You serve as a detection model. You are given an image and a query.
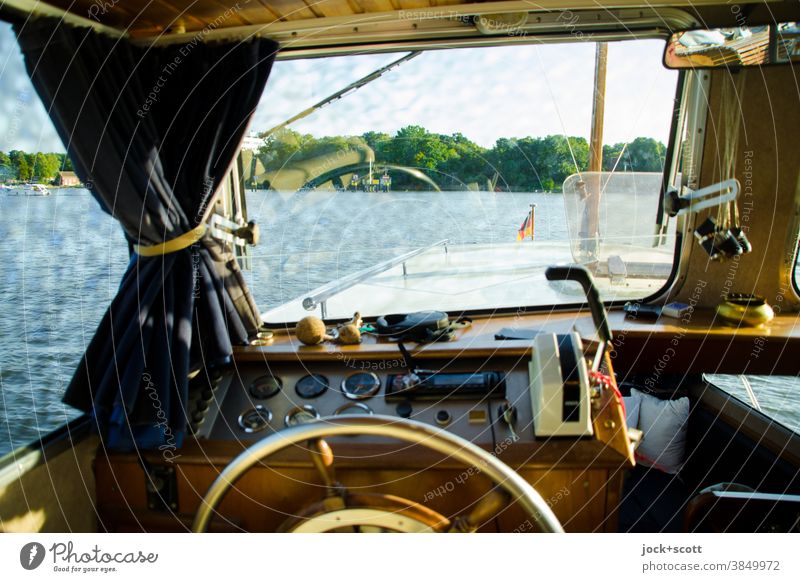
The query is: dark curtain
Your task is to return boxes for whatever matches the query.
[14,19,278,450]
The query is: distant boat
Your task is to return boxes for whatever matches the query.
[4,183,51,196]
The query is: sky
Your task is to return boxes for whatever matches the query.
[0,22,677,153]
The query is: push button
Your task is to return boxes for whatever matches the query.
[396,401,413,418]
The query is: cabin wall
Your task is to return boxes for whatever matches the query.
[0,436,98,532]
[673,65,800,311]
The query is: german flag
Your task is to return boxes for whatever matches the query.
[516,212,533,241]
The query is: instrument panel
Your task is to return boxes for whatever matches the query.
[188,358,534,446]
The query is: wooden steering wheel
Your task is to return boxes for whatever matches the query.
[192,415,564,533]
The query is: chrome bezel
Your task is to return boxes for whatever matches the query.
[294,374,330,399]
[249,374,282,400]
[334,402,374,416]
[341,372,381,400]
[238,405,273,434]
[284,405,321,428]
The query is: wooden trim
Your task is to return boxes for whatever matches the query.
[109,436,629,470]
[236,310,800,377]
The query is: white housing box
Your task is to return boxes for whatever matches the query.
[529,332,593,437]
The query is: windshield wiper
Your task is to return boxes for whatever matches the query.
[261,51,421,139]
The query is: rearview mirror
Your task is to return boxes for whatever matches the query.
[663,22,800,69]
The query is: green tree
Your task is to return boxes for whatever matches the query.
[9,150,32,181]
[602,142,626,171]
[602,139,665,172]
[32,152,61,182]
[252,127,665,192]
[361,131,391,154]
[258,128,310,172]
[60,153,75,171]
[0,152,10,181]
[625,137,665,172]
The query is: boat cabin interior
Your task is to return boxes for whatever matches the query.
[0,0,799,534]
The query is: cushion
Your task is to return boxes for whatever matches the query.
[623,393,641,428]
[631,388,690,474]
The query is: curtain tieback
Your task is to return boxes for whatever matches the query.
[134,225,207,257]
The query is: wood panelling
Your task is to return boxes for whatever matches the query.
[96,454,625,532]
[581,310,800,377]
[675,64,800,312]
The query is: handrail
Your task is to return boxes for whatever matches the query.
[302,239,449,315]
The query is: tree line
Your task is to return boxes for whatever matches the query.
[257,126,667,191]
[0,151,74,183]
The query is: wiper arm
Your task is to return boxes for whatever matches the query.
[261,51,421,139]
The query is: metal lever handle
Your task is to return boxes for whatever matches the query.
[451,488,510,532]
[545,265,612,345]
[309,438,338,490]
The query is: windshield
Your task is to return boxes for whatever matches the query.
[260,40,676,322]
[245,41,679,322]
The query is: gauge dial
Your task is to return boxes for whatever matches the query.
[284,405,320,427]
[249,374,282,400]
[238,405,272,433]
[334,402,373,416]
[295,374,329,399]
[341,372,381,400]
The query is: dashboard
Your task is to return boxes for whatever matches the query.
[186,356,533,447]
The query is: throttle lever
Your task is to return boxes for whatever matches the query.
[545,264,612,372]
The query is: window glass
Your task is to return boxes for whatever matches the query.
[0,24,128,456]
[705,374,800,435]
[243,40,679,322]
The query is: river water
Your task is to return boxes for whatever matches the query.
[0,188,798,455]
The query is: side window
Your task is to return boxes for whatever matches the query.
[704,374,800,435]
[0,23,129,456]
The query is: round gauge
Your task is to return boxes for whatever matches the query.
[249,374,282,400]
[341,372,381,400]
[284,405,321,427]
[295,374,329,399]
[334,402,373,416]
[238,405,272,433]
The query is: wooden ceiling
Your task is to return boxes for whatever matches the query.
[6,0,798,40]
[31,0,490,37]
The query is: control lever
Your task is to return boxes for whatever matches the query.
[545,265,613,372]
[308,438,354,530]
[498,402,519,442]
[308,438,340,494]
[397,340,435,381]
[449,488,510,532]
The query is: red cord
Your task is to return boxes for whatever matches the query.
[590,371,625,412]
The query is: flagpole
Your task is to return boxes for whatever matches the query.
[587,42,608,260]
[530,203,536,241]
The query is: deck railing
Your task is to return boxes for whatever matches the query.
[302,239,449,318]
